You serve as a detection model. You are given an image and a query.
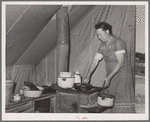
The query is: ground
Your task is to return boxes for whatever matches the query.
[135,75,145,113]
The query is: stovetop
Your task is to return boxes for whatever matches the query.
[42,84,103,94]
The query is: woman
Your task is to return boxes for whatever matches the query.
[84,22,135,113]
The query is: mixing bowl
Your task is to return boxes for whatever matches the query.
[23,86,44,98]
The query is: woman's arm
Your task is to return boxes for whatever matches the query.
[83,53,103,83]
[103,53,124,88]
[84,59,100,83]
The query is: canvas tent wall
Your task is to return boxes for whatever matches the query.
[6,5,136,94]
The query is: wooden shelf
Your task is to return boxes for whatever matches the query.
[6,93,55,113]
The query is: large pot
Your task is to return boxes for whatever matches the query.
[58,77,75,89]
[97,93,115,107]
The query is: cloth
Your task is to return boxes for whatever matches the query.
[98,37,135,113]
[11,65,37,94]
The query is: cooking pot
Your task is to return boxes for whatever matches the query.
[58,77,75,89]
[97,93,115,107]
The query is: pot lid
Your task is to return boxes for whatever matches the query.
[6,80,14,83]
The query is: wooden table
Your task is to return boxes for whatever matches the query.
[6,93,55,113]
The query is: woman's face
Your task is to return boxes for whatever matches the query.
[96,28,109,43]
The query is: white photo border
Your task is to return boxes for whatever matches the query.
[2,1,149,121]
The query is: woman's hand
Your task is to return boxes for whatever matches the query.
[102,77,111,88]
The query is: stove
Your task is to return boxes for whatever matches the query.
[43,84,103,113]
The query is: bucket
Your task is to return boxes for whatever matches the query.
[6,80,14,104]
[97,93,115,107]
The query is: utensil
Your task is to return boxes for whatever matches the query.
[24,81,39,90]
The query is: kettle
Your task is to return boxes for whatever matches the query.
[74,71,82,83]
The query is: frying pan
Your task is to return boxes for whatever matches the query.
[74,83,93,92]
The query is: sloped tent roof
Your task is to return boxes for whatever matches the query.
[6,5,97,66]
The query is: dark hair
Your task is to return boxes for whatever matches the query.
[95,22,113,35]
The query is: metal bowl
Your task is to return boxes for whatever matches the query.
[23,86,44,98]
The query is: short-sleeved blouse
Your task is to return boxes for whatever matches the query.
[97,38,126,64]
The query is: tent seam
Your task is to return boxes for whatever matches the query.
[119,6,128,38]
[14,6,61,65]
[14,18,54,65]
[6,5,30,35]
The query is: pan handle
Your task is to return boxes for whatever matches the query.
[102,80,109,94]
